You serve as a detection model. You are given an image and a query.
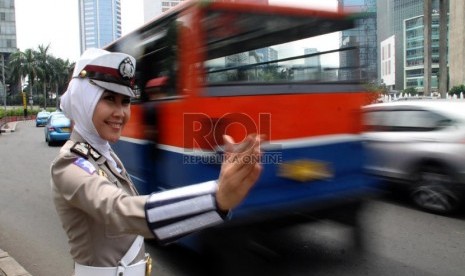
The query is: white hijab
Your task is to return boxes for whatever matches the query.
[60,78,119,170]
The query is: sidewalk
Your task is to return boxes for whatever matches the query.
[0,249,31,276]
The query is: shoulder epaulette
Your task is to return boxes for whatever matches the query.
[70,142,102,160]
[89,147,102,160]
[70,142,90,159]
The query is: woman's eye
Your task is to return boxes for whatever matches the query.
[104,95,115,101]
[122,98,131,105]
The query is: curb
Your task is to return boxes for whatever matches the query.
[0,122,17,133]
[0,249,31,276]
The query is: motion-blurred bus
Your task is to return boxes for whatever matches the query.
[106,0,378,244]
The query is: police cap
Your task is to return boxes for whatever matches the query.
[72,48,136,97]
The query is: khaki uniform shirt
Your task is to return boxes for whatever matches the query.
[51,132,153,266]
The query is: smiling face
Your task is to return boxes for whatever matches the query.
[92,90,131,143]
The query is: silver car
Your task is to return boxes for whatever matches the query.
[362,100,465,214]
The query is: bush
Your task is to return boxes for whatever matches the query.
[403,87,418,95]
[0,107,49,119]
[449,85,465,96]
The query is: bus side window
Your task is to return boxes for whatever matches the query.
[139,20,180,100]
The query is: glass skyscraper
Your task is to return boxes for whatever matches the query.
[377,0,440,90]
[404,13,446,92]
[0,0,16,54]
[338,0,377,82]
[0,0,16,98]
[79,0,122,53]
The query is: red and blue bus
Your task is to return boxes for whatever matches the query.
[106,0,378,239]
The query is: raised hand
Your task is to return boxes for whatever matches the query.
[216,134,263,211]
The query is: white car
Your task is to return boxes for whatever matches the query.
[362,100,465,214]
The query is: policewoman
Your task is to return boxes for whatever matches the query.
[50,48,262,276]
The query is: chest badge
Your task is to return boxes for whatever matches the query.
[98,169,109,178]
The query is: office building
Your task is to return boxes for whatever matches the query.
[0,0,15,54]
[79,0,122,53]
[377,0,440,91]
[144,0,185,22]
[404,13,446,92]
[380,35,395,90]
[0,0,16,97]
[254,47,278,63]
[291,48,320,81]
[338,0,377,82]
[304,48,321,69]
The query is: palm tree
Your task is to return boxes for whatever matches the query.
[36,44,52,108]
[49,57,74,108]
[8,48,41,110]
[8,51,27,94]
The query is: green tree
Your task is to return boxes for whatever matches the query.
[8,50,27,93]
[49,56,73,108]
[8,48,42,110]
[8,45,75,109]
[36,44,52,109]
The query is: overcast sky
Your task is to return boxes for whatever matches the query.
[15,0,337,62]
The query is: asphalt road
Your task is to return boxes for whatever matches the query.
[1,120,465,276]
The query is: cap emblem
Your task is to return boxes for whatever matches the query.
[79,70,87,78]
[119,57,135,80]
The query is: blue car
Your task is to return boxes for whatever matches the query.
[44,113,71,146]
[35,111,51,127]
